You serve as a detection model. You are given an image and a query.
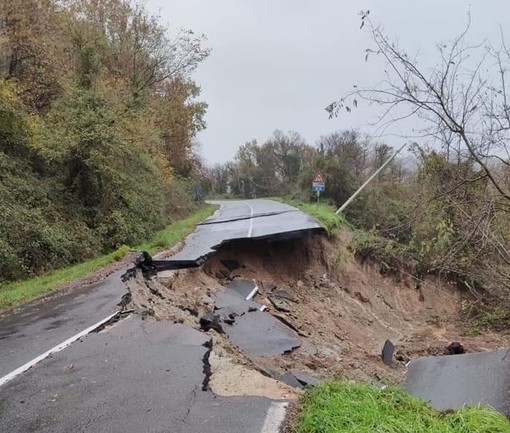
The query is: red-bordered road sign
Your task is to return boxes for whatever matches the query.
[312,171,325,184]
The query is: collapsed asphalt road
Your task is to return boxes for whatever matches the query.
[0,199,319,433]
[169,199,323,264]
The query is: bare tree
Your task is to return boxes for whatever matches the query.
[327,11,510,202]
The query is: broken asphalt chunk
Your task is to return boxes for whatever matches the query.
[271,289,297,303]
[281,371,320,389]
[446,342,465,355]
[199,313,224,333]
[268,294,292,312]
[382,339,395,366]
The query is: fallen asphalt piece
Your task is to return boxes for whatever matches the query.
[210,287,301,356]
[221,310,301,357]
[0,316,274,433]
[381,339,395,367]
[281,371,320,389]
[403,349,510,416]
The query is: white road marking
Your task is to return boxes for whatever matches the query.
[247,203,254,237]
[0,312,119,388]
[261,402,288,433]
[246,281,259,301]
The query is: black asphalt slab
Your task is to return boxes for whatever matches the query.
[211,285,302,356]
[168,199,323,263]
[223,311,301,356]
[403,349,510,415]
[0,271,127,378]
[0,316,272,433]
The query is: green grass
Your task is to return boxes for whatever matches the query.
[294,381,510,433]
[0,205,217,311]
[270,197,349,234]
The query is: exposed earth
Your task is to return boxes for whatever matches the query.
[124,230,510,400]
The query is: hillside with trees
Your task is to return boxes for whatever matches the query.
[208,124,509,326]
[0,0,209,282]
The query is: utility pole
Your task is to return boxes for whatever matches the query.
[336,142,407,215]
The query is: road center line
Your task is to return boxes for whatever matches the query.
[260,402,288,433]
[247,203,254,237]
[0,311,119,388]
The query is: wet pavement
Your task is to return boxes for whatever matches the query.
[404,349,510,416]
[0,271,127,378]
[0,316,272,433]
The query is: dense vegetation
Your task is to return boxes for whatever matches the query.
[294,381,510,433]
[0,0,209,283]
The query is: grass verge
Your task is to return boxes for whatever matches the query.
[0,205,217,311]
[270,197,349,234]
[294,381,510,433]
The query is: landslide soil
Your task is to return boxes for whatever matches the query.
[127,230,510,392]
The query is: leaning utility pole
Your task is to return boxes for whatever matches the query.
[335,142,407,215]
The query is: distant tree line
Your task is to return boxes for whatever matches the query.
[206,127,509,310]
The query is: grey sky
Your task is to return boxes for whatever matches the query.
[147,0,510,165]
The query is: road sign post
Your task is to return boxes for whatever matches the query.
[311,171,326,203]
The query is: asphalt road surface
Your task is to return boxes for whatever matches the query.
[0,199,318,433]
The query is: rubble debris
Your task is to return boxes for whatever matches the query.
[271,289,297,303]
[382,340,395,366]
[395,351,411,365]
[268,294,292,312]
[146,280,164,299]
[272,312,308,337]
[446,342,465,355]
[199,313,224,333]
[280,372,302,389]
[260,281,277,292]
[281,371,320,389]
[354,291,371,304]
[157,270,179,286]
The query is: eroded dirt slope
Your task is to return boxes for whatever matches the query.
[125,231,509,394]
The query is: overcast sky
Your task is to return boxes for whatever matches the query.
[147,0,510,165]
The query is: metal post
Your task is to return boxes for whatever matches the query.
[335,142,407,215]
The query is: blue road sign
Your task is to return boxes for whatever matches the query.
[312,185,325,192]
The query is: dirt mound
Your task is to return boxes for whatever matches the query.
[125,231,509,392]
